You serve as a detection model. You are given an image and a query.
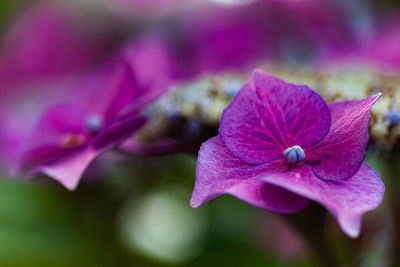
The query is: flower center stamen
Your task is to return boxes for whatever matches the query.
[283,145,305,164]
[62,134,85,147]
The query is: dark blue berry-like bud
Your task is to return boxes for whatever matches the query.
[283,145,305,164]
[184,120,202,136]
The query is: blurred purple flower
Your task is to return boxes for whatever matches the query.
[0,1,124,164]
[267,0,357,57]
[1,41,172,190]
[123,34,174,97]
[314,8,400,72]
[5,60,147,190]
[0,2,114,176]
[0,4,172,189]
[191,69,384,238]
[176,5,273,75]
[360,17,400,72]
[167,0,364,76]
[0,2,116,87]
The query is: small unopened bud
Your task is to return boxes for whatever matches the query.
[283,145,305,164]
[86,114,103,134]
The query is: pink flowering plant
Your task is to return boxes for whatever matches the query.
[191,69,385,238]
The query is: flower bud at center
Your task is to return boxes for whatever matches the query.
[283,145,305,164]
[85,114,103,134]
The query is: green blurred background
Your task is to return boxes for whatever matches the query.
[0,151,392,267]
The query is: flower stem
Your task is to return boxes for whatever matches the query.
[284,203,337,267]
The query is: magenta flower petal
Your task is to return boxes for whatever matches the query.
[37,148,98,190]
[261,163,384,238]
[17,144,84,175]
[125,35,174,89]
[14,104,87,172]
[0,2,111,86]
[93,113,147,149]
[358,18,400,72]
[191,136,310,213]
[28,104,87,141]
[123,35,174,108]
[99,60,139,124]
[219,69,331,165]
[309,94,381,182]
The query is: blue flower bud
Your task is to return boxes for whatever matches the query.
[86,114,103,133]
[283,145,305,164]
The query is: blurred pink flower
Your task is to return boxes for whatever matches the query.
[9,59,148,190]
[0,1,116,87]
[0,4,172,189]
[0,1,113,175]
[313,7,400,72]
[360,16,400,72]
[175,4,273,75]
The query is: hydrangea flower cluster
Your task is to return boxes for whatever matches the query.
[191,69,385,238]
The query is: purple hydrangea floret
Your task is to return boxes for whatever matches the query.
[0,5,173,190]
[191,69,385,238]
[11,60,148,190]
